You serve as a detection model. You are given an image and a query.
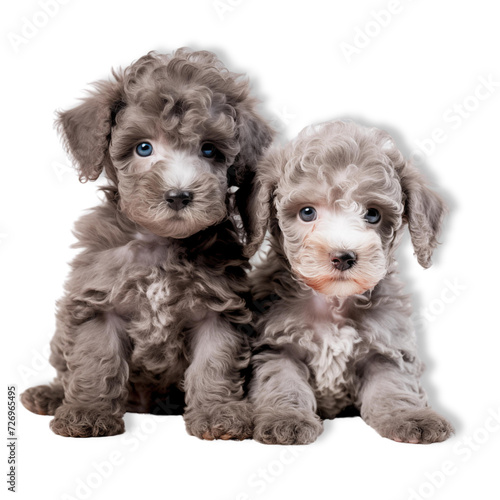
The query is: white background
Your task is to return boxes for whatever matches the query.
[2,1,499,499]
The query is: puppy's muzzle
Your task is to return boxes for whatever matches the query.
[331,251,357,271]
[164,190,193,211]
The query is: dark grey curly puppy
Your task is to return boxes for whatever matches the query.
[21,49,273,439]
[248,120,454,445]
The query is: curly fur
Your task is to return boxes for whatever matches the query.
[249,121,453,445]
[21,48,274,439]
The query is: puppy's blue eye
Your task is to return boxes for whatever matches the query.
[299,207,317,222]
[136,142,153,157]
[364,208,381,224]
[201,142,217,158]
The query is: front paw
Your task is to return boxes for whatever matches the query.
[373,407,454,444]
[184,401,253,441]
[50,405,125,438]
[254,409,323,445]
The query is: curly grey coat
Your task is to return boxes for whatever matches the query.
[21,49,273,439]
[248,121,454,445]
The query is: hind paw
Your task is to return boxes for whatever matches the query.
[21,384,64,416]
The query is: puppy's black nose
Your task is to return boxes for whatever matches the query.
[331,251,357,271]
[165,190,193,211]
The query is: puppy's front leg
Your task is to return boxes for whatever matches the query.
[250,347,323,445]
[50,312,129,437]
[183,313,252,440]
[356,356,454,444]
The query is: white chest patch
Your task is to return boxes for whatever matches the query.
[308,322,359,398]
[303,294,360,401]
[146,279,170,311]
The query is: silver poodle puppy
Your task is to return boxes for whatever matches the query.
[21,49,273,439]
[248,120,454,445]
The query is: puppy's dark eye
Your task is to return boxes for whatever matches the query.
[200,142,218,158]
[299,207,317,222]
[136,142,153,157]
[364,208,381,224]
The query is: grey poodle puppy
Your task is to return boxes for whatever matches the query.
[21,49,273,439]
[248,120,454,445]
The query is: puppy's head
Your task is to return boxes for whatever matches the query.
[255,121,446,297]
[56,49,273,241]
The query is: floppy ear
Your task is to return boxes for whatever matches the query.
[239,146,283,258]
[399,160,447,268]
[56,76,124,182]
[231,105,275,256]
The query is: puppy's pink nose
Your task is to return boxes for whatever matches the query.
[165,190,193,211]
[331,251,357,271]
